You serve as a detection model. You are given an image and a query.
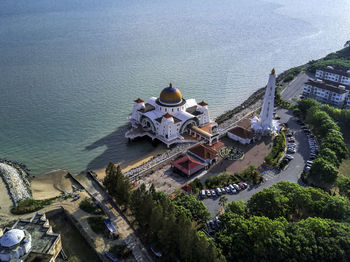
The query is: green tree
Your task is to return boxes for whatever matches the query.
[318,148,341,167]
[338,177,350,199]
[103,163,131,207]
[226,200,247,217]
[310,157,338,184]
[174,194,210,225]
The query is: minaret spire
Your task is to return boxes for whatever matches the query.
[169,82,172,88]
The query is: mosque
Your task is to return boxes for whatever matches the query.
[0,212,62,262]
[126,83,219,147]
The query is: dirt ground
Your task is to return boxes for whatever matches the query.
[135,164,202,194]
[205,136,272,176]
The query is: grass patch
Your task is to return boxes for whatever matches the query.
[79,198,104,215]
[282,66,302,83]
[264,131,286,167]
[87,216,106,234]
[11,198,55,215]
[339,159,350,178]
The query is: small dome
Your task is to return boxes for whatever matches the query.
[0,229,25,248]
[159,83,183,105]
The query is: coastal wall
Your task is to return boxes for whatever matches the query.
[0,161,32,206]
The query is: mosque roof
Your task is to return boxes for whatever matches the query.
[0,229,25,247]
[159,83,183,105]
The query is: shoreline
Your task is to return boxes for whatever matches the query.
[0,45,346,207]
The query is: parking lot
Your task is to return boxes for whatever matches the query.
[202,108,310,216]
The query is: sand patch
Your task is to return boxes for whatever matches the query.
[0,178,13,216]
[31,169,76,200]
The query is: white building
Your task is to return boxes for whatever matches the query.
[251,69,281,134]
[0,212,61,262]
[307,66,350,108]
[227,126,254,144]
[315,66,350,86]
[126,83,219,147]
[302,79,349,108]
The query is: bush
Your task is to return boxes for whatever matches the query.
[189,178,204,192]
[11,198,55,215]
[87,216,106,234]
[236,165,262,185]
[205,172,239,188]
[79,198,104,215]
[264,132,286,167]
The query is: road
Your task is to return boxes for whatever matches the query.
[281,73,310,102]
[203,75,310,216]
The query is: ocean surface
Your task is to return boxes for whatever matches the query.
[1,0,350,175]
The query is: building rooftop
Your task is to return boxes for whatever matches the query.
[188,144,218,160]
[172,155,205,173]
[318,66,350,78]
[305,79,348,94]
[228,126,254,139]
[12,213,59,256]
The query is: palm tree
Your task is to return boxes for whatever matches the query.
[219,195,228,209]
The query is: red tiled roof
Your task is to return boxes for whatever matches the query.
[209,141,224,151]
[134,98,144,103]
[198,101,208,106]
[163,113,173,118]
[237,119,252,130]
[188,144,218,160]
[172,155,205,176]
[228,126,254,139]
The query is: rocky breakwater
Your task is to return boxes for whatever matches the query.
[0,161,32,206]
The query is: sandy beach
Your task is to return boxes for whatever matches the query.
[0,178,13,217]
[31,169,77,200]
[93,144,168,181]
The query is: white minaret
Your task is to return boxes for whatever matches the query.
[259,68,276,131]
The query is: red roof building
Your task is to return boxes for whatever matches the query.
[188,144,218,165]
[172,155,205,177]
[227,126,254,144]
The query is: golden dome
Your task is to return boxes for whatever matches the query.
[159,83,183,104]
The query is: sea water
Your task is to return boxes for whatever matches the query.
[1,0,349,174]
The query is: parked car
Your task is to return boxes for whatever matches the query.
[229,185,237,194]
[211,189,216,197]
[238,183,246,190]
[206,189,211,197]
[221,187,226,194]
[287,149,296,154]
[304,165,311,171]
[225,186,231,194]
[216,188,222,196]
[288,139,295,143]
[209,220,216,230]
[200,190,206,198]
[242,182,248,188]
[233,184,241,191]
[285,154,294,160]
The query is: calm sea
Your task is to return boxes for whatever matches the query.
[1,0,349,174]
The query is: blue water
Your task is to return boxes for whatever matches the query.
[1,0,349,174]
